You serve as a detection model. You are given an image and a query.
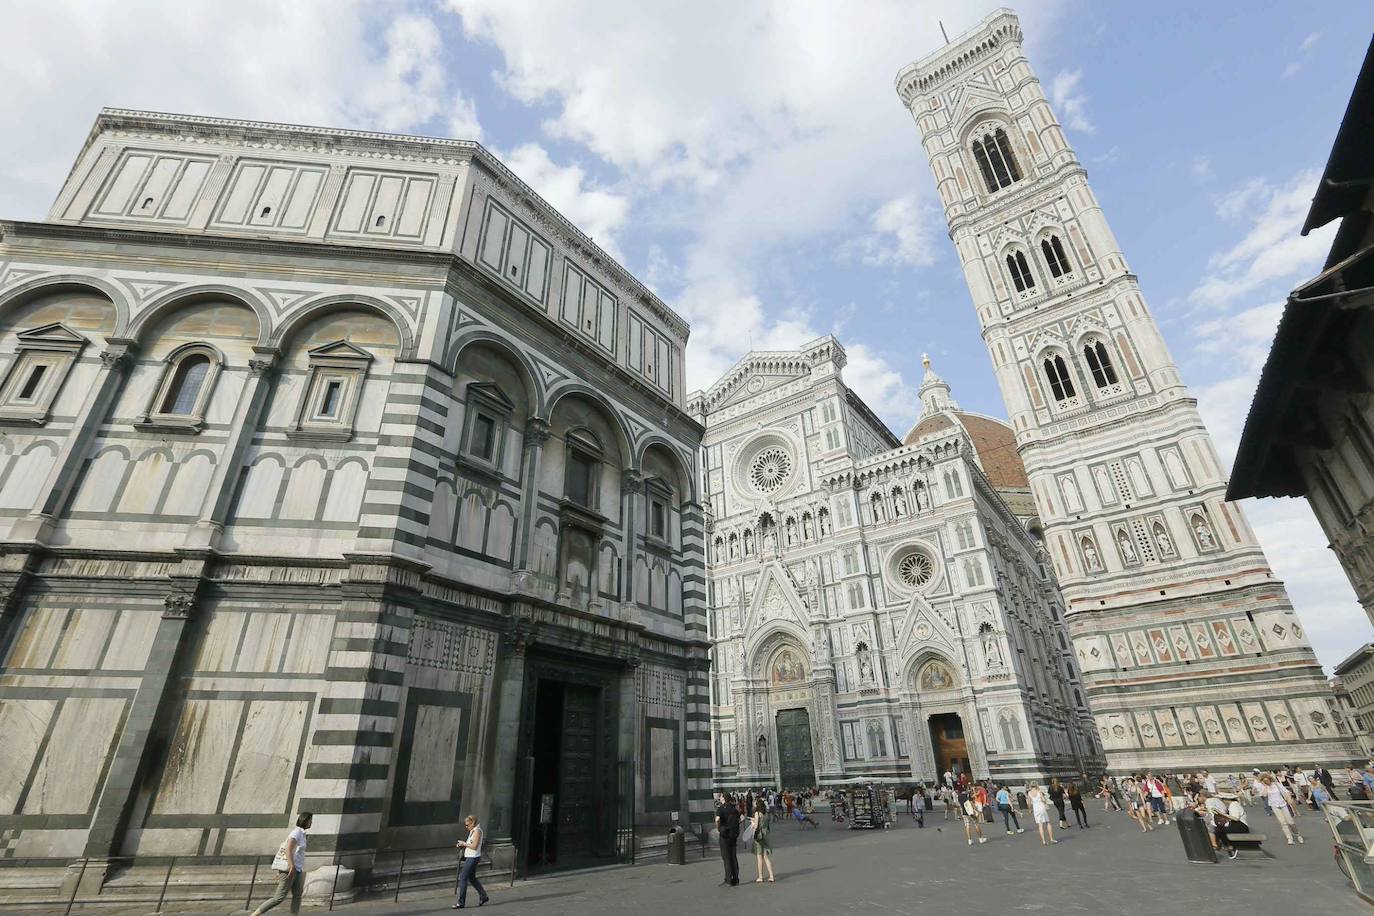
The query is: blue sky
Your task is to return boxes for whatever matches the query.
[1,0,1371,671]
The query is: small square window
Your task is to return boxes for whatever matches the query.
[318,379,344,418]
[470,412,497,461]
[0,323,88,427]
[567,451,595,508]
[289,340,372,442]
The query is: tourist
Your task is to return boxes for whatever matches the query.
[1259,774,1304,845]
[1314,764,1335,798]
[912,785,927,827]
[1097,776,1121,812]
[1214,806,1251,859]
[1142,772,1169,825]
[959,787,987,845]
[1203,770,1217,795]
[1124,778,1152,832]
[1048,777,1068,829]
[1067,781,1089,828]
[942,786,957,821]
[716,792,741,886]
[996,783,1023,835]
[750,799,775,883]
[1311,781,1332,810]
[1293,767,1312,806]
[451,814,489,910]
[1027,783,1057,846]
[252,812,312,916]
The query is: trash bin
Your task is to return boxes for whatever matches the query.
[666,826,686,865]
[1175,808,1215,864]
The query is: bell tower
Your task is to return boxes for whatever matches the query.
[896,10,1357,770]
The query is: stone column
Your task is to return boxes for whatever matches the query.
[617,654,641,849]
[83,570,204,858]
[484,622,532,849]
[184,349,279,550]
[682,655,714,826]
[12,341,137,544]
[619,469,644,605]
[513,417,551,577]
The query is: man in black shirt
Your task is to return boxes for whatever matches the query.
[715,793,741,886]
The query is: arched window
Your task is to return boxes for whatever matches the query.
[1041,235,1072,278]
[971,127,1022,193]
[1042,355,1076,402]
[1005,250,1035,292]
[1082,340,1119,388]
[160,354,210,415]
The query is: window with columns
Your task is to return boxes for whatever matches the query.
[1006,250,1036,292]
[1041,235,1072,278]
[971,127,1022,193]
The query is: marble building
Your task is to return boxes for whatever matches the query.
[896,9,1359,771]
[693,338,1099,788]
[0,109,708,885]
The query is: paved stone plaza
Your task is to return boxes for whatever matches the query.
[96,802,1357,916]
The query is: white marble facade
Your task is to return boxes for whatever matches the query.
[693,338,1099,787]
[896,10,1358,771]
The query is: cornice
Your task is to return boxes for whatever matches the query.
[895,8,1022,104]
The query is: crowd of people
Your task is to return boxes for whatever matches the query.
[713,760,1359,884]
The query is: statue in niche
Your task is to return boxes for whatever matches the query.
[983,632,1003,668]
[1081,536,1101,571]
[1193,514,1216,549]
[757,734,769,767]
[1116,529,1137,565]
[802,514,814,539]
[1153,523,1175,558]
[856,642,874,684]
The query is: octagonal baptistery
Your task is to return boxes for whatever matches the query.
[693,340,1100,793]
[0,109,710,893]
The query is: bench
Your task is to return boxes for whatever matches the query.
[1226,834,1268,859]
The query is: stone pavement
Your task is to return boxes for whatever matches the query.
[85,803,1364,916]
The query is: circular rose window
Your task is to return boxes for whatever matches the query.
[749,446,793,494]
[896,549,935,589]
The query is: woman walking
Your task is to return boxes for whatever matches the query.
[452,814,489,909]
[959,788,988,845]
[995,784,1024,835]
[1124,778,1153,832]
[1067,781,1090,828]
[1259,774,1304,845]
[1048,778,1068,829]
[751,799,775,883]
[1027,784,1057,846]
[252,813,312,915]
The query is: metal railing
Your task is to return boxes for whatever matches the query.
[0,847,509,913]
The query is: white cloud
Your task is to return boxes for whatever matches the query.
[1282,61,1303,80]
[446,0,1068,430]
[1282,30,1323,79]
[1299,30,1323,52]
[1190,155,1213,180]
[499,143,629,258]
[844,343,919,430]
[1189,170,1332,308]
[0,1,482,220]
[1049,67,1094,133]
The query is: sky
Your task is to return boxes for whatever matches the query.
[1,0,1371,672]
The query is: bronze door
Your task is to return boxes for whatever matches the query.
[775,708,815,789]
[557,684,598,859]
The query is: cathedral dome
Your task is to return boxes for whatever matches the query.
[900,355,1029,492]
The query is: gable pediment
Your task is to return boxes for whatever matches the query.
[308,339,373,365]
[743,561,809,636]
[15,322,87,352]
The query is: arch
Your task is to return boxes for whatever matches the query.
[449,330,545,414]
[272,293,415,358]
[546,384,634,466]
[638,436,696,503]
[1078,334,1121,390]
[904,649,961,693]
[0,274,130,337]
[128,284,271,347]
[745,618,811,678]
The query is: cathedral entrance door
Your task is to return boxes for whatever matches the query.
[776,708,815,789]
[929,713,969,777]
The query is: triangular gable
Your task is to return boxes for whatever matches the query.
[308,339,373,364]
[953,91,1011,133]
[699,352,812,413]
[895,593,959,660]
[742,561,809,636]
[15,322,87,354]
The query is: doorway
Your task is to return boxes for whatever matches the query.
[526,678,607,869]
[775,708,816,789]
[928,713,969,777]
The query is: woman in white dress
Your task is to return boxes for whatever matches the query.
[1027,784,1058,846]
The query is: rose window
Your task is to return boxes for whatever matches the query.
[896,550,935,588]
[749,447,792,493]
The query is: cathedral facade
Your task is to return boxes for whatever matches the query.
[0,110,708,886]
[692,338,1099,788]
[897,10,1359,771]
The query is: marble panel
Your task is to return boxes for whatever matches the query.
[1218,703,1250,744]
[404,704,462,803]
[236,613,291,673]
[70,449,127,513]
[117,450,175,514]
[1264,700,1299,742]
[195,611,246,672]
[0,699,56,813]
[222,700,309,814]
[321,461,367,522]
[163,453,215,516]
[281,614,333,675]
[151,698,239,815]
[1176,707,1204,746]
[100,610,160,671]
[281,460,327,520]
[26,696,124,814]
[50,607,116,670]
[1240,702,1273,744]
[7,604,67,669]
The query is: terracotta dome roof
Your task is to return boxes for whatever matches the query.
[902,410,1029,491]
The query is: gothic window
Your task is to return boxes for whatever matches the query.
[1006,250,1036,292]
[1083,340,1119,389]
[141,343,223,432]
[998,711,1022,751]
[971,127,1022,193]
[564,429,602,509]
[944,469,963,498]
[1041,235,1072,278]
[1042,354,1076,402]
